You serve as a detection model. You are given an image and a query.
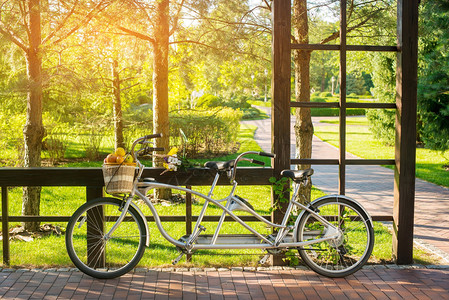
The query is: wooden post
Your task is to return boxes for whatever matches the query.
[186,186,192,262]
[271,0,291,265]
[86,187,104,268]
[339,0,347,195]
[2,187,10,266]
[393,0,419,264]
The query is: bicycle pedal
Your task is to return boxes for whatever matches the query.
[172,253,184,265]
[258,253,270,265]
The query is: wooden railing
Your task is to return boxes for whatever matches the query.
[0,167,392,265]
[0,167,274,265]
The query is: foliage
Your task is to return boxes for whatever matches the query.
[319,92,332,98]
[169,108,242,156]
[417,1,449,153]
[268,177,292,213]
[366,52,396,145]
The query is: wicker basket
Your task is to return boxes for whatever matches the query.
[102,163,137,194]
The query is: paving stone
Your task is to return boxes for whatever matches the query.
[189,268,203,272]
[57,268,70,272]
[175,268,189,272]
[135,268,148,273]
[1,269,15,273]
[204,268,216,272]
[16,269,30,273]
[217,268,229,272]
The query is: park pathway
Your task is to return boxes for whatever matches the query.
[242,106,449,263]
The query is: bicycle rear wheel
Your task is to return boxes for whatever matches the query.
[65,197,147,279]
[297,197,374,277]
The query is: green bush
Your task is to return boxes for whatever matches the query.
[241,107,268,120]
[347,93,358,99]
[196,94,223,108]
[366,53,396,145]
[310,96,326,103]
[319,92,332,98]
[170,108,242,156]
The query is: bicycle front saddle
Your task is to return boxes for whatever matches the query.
[204,160,235,171]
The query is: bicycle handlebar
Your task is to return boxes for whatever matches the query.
[139,133,163,142]
[259,152,275,158]
[229,151,275,183]
[130,133,163,159]
[251,159,265,166]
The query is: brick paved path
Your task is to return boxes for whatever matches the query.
[242,109,449,262]
[1,268,448,299]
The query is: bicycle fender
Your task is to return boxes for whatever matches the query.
[130,201,150,247]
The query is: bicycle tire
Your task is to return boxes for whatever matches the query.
[65,197,147,279]
[297,197,374,277]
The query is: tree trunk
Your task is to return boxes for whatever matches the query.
[293,0,313,203]
[22,0,45,232]
[111,59,124,149]
[153,0,171,200]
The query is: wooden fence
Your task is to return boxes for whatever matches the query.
[0,167,391,265]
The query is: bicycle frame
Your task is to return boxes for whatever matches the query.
[103,135,343,256]
[114,169,340,253]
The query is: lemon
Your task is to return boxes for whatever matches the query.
[115,147,126,157]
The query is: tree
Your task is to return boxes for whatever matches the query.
[366,52,396,145]
[0,0,111,231]
[417,0,449,153]
[111,0,183,199]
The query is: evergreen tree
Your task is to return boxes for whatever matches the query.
[418,0,449,152]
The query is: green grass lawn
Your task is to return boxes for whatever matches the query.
[315,117,449,188]
[1,122,440,268]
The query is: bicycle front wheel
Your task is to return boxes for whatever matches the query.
[65,197,147,279]
[297,197,374,277]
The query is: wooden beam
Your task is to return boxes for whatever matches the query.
[2,187,9,266]
[271,0,291,211]
[339,0,347,195]
[0,167,274,187]
[290,102,397,109]
[291,44,398,52]
[271,0,291,266]
[393,0,419,264]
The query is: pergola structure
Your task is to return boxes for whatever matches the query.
[0,0,419,267]
[271,0,418,264]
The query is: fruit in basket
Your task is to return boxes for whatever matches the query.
[124,154,133,164]
[115,147,126,157]
[106,153,117,163]
[116,156,125,164]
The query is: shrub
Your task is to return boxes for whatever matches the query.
[196,94,223,108]
[241,107,268,120]
[170,108,242,156]
[319,92,332,98]
[310,96,326,103]
[367,52,396,145]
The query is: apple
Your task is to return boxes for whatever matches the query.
[106,154,117,163]
[115,147,126,157]
[124,155,133,164]
[116,156,125,164]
